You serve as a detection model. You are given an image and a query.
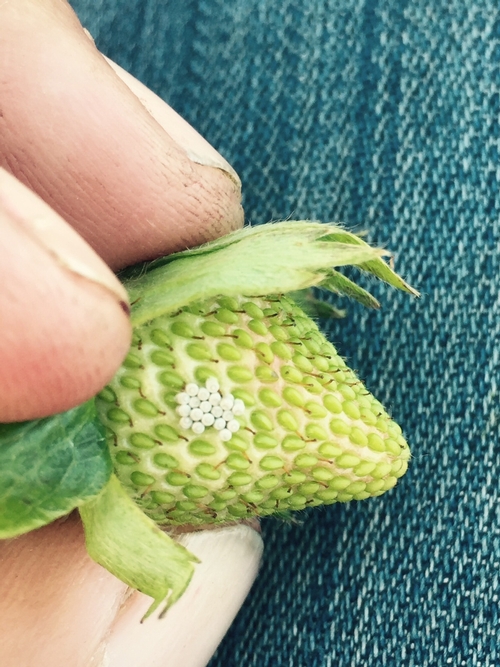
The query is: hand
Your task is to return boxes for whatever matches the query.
[0,2,262,665]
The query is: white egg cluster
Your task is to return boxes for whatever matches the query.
[175,378,245,441]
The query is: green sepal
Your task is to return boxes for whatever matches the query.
[319,270,382,309]
[317,228,419,296]
[79,474,199,620]
[0,401,111,539]
[124,222,392,326]
[288,288,347,319]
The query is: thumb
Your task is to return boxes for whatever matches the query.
[102,523,263,667]
[0,169,131,422]
[0,515,263,667]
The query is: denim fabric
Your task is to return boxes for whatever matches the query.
[73,1,500,665]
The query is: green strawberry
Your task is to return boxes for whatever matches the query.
[78,221,418,617]
[96,293,409,526]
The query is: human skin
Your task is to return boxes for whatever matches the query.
[0,2,262,665]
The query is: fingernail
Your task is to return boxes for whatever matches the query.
[0,168,129,306]
[104,57,241,187]
[104,524,263,667]
[82,27,95,45]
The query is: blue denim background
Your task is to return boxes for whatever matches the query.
[72,1,500,665]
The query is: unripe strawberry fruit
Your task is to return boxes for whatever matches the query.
[97,293,410,526]
[78,222,418,617]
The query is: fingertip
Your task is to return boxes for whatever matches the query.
[0,1,244,270]
[0,174,131,422]
[0,513,129,667]
[103,56,242,187]
[103,524,263,667]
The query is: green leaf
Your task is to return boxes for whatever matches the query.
[125,222,390,326]
[79,475,199,620]
[0,401,112,539]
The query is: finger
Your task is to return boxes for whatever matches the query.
[104,56,241,184]
[0,515,263,667]
[0,169,131,422]
[103,524,263,667]
[0,514,128,667]
[0,0,243,271]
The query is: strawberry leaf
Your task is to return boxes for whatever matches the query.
[0,401,111,538]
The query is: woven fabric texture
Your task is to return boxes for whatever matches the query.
[72,2,500,665]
